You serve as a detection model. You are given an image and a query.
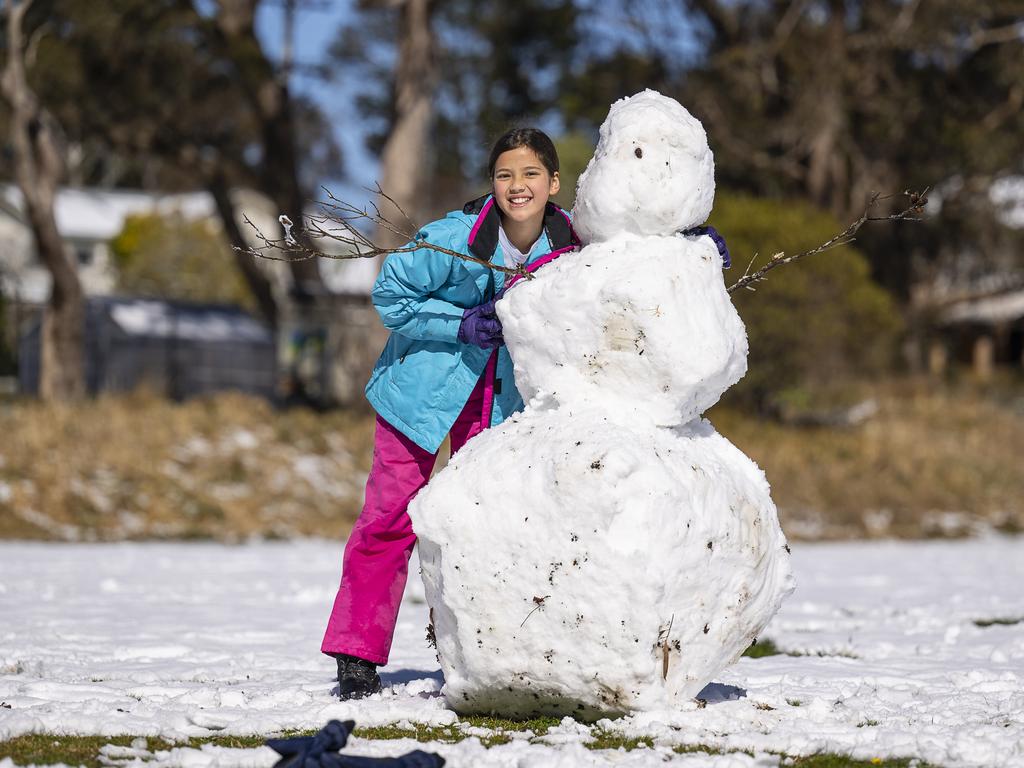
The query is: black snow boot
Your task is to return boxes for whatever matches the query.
[334,654,383,700]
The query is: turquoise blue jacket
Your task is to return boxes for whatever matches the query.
[365,194,579,453]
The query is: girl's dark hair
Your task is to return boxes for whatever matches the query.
[487,127,559,179]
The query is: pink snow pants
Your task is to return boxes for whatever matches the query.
[320,376,489,665]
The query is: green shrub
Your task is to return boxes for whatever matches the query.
[553,132,596,210]
[710,192,902,412]
[110,213,254,309]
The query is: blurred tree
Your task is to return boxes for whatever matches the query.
[359,0,439,250]
[330,0,583,214]
[711,192,902,413]
[1,0,84,401]
[110,213,255,309]
[2,0,343,327]
[670,0,1024,300]
[484,0,1024,317]
[206,0,326,295]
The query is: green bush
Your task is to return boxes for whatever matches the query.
[553,132,595,210]
[110,213,255,309]
[709,193,902,413]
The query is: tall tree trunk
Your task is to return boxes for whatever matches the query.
[211,0,323,294]
[805,0,849,216]
[374,0,438,251]
[2,0,85,401]
[208,172,279,328]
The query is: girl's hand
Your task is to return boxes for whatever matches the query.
[684,225,731,268]
[458,299,504,349]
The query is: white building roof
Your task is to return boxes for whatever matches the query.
[989,176,1024,229]
[0,184,215,241]
[943,290,1024,325]
[0,185,378,297]
[927,174,1024,230]
[108,299,272,342]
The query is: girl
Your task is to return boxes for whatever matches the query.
[321,128,580,699]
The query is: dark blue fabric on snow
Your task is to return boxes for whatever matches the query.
[267,720,445,768]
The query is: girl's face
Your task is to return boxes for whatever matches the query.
[491,146,560,227]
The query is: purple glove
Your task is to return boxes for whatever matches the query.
[458,298,504,349]
[684,225,731,268]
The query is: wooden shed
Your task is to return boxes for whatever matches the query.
[934,290,1024,379]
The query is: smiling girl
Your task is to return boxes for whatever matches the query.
[321,127,580,699]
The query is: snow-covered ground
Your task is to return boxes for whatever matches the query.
[1,537,1022,767]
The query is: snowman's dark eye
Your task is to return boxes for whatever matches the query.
[634,147,643,159]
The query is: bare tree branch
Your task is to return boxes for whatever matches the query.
[238,184,530,278]
[246,184,930,294]
[727,189,929,294]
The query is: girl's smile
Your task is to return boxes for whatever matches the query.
[492,146,560,246]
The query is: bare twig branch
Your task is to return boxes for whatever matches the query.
[239,184,530,278]
[726,189,929,294]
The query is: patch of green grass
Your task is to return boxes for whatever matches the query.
[742,638,860,660]
[0,734,169,768]
[743,638,782,658]
[797,649,861,659]
[354,723,498,745]
[460,714,561,734]
[672,743,734,756]
[588,732,655,750]
[784,754,937,767]
[0,732,317,768]
[0,728,939,768]
[973,617,1023,628]
[351,724,456,742]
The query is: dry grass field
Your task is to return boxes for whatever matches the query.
[1,379,1021,541]
[0,391,375,541]
[711,378,1024,538]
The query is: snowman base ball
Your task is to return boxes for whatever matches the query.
[410,410,794,718]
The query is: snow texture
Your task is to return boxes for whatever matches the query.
[500,233,746,425]
[0,185,214,241]
[414,414,792,718]
[571,90,716,244]
[409,90,793,718]
[110,301,272,342]
[1,538,1023,768]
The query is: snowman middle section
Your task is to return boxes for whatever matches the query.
[408,239,794,718]
[499,233,748,426]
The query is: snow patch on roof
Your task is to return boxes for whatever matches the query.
[0,185,215,241]
[108,300,271,342]
[923,175,1024,230]
[943,290,1024,324]
[990,176,1024,229]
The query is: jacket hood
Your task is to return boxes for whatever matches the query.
[462,194,580,262]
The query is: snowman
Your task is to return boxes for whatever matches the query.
[408,90,795,719]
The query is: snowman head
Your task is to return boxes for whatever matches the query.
[572,90,715,243]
